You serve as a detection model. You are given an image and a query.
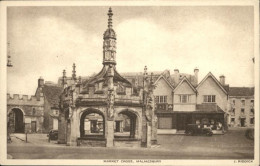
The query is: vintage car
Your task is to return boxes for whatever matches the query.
[185,124,213,136]
[47,129,58,141]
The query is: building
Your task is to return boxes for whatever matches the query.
[123,68,230,134]
[57,8,157,147]
[7,94,44,133]
[7,77,63,133]
[35,78,63,132]
[228,87,254,127]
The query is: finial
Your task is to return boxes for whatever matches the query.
[72,63,76,80]
[144,66,148,76]
[7,42,13,67]
[108,7,113,29]
[63,69,66,78]
[150,72,154,84]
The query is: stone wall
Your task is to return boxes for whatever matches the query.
[7,94,44,133]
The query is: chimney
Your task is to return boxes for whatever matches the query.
[219,75,225,85]
[38,76,44,87]
[194,68,199,85]
[173,69,179,85]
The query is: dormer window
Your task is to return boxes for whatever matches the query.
[203,95,216,103]
[180,95,190,103]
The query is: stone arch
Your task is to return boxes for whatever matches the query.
[8,107,25,133]
[79,108,105,138]
[115,109,140,139]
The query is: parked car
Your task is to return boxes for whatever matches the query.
[185,124,213,136]
[47,130,58,141]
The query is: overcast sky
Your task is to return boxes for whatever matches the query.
[7,6,254,95]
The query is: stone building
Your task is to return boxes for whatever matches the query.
[228,87,254,127]
[7,93,44,133]
[58,8,157,147]
[35,78,63,132]
[7,77,63,133]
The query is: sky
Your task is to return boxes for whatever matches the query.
[7,6,254,95]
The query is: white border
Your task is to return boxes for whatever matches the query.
[0,0,259,165]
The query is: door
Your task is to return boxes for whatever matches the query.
[241,118,245,127]
[177,114,192,130]
[31,121,36,132]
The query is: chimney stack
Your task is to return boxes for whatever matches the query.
[173,69,180,85]
[194,68,199,85]
[38,76,44,88]
[219,75,225,85]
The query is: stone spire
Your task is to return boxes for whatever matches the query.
[72,63,76,80]
[108,7,113,29]
[103,7,117,65]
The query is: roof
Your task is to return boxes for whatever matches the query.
[42,84,63,108]
[196,72,228,95]
[121,70,197,88]
[82,65,132,88]
[229,87,254,97]
[173,76,197,93]
[195,103,225,113]
[153,75,174,90]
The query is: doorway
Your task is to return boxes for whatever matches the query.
[9,108,24,133]
[31,121,36,132]
[240,118,246,127]
[177,113,192,130]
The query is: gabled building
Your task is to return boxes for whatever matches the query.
[35,78,63,132]
[137,69,229,134]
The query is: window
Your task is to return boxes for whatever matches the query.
[231,118,235,122]
[180,95,190,103]
[250,108,254,114]
[155,96,159,103]
[203,95,216,103]
[241,100,245,107]
[250,118,254,124]
[156,96,167,103]
[158,117,172,129]
[241,108,245,114]
[251,100,254,106]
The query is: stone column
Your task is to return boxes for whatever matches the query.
[66,107,78,146]
[106,120,114,147]
[146,122,151,148]
[58,113,66,144]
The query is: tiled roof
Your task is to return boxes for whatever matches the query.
[229,87,254,96]
[82,66,132,88]
[42,84,63,108]
[195,103,224,113]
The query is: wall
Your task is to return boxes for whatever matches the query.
[154,78,173,104]
[173,81,196,111]
[229,96,254,127]
[7,94,44,133]
[197,76,228,111]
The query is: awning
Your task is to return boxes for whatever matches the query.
[194,103,225,114]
